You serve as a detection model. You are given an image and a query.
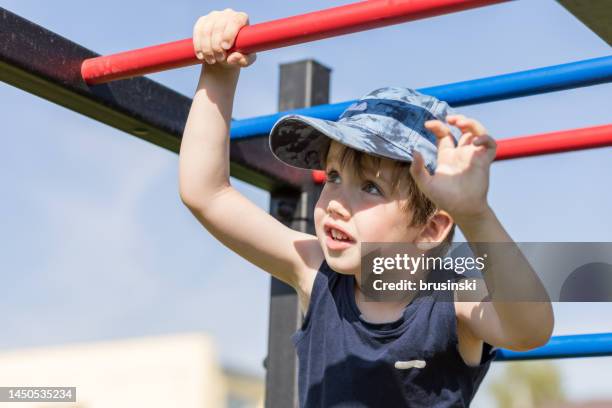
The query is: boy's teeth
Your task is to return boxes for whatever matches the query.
[331,229,348,240]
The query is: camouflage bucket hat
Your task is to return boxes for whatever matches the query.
[268,86,461,174]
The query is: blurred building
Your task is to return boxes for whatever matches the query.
[542,402,612,408]
[0,333,263,408]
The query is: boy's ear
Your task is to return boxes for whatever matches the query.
[415,210,454,249]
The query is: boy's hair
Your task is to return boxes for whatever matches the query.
[322,143,455,255]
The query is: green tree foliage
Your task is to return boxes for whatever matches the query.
[489,361,565,408]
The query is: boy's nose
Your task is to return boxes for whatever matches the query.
[327,199,350,219]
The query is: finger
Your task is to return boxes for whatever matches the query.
[226,51,257,67]
[446,114,466,126]
[473,134,496,149]
[447,115,472,146]
[226,52,243,65]
[211,18,227,62]
[457,131,478,147]
[201,16,215,64]
[448,115,482,147]
[239,52,257,67]
[425,120,455,151]
[192,16,206,61]
[449,116,488,138]
[473,134,497,161]
[221,11,249,51]
[409,151,433,190]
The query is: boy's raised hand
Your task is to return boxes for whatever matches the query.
[193,9,256,68]
[409,115,497,224]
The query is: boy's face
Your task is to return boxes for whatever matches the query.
[314,141,422,276]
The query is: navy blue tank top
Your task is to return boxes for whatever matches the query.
[292,260,495,407]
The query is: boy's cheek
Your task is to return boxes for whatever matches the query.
[313,205,325,220]
[312,207,326,236]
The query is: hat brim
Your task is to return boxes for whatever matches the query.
[269,114,414,171]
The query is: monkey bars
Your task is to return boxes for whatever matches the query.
[3,6,610,190]
[230,55,612,139]
[497,333,612,361]
[3,4,612,407]
[81,0,510,84]
[494,124,612,161]
[227,55,612,183]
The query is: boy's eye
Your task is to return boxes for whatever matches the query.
[363,181,383,196]
[326,170,340,183]
[326,170,383,196]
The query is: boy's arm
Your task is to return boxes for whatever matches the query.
[411,115,554,352]
[179,11,321,293]
[454,208,554,351]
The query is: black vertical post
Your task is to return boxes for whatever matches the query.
[265,59,331,407]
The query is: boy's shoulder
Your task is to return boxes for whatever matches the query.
[295,240,325,314]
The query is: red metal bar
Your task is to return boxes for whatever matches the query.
[495,124,612,160]
[81,0,509,84]
[311,124,612,183]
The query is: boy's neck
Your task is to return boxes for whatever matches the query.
[353,276,418,324]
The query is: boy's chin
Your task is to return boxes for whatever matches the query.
[324,254,360,276]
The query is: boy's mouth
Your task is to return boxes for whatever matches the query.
[323,223,356,249]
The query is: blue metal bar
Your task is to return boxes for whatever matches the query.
[230,55,612,140]
[496,333,612,361]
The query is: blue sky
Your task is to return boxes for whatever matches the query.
[1,0,611,405]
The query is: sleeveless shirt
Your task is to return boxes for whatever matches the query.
[292,260,496,407]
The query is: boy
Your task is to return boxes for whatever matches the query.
[179,9,554,407]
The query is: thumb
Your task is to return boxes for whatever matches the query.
[409,151,433,190]
[226,51,244,65]
[227,51,256,67]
